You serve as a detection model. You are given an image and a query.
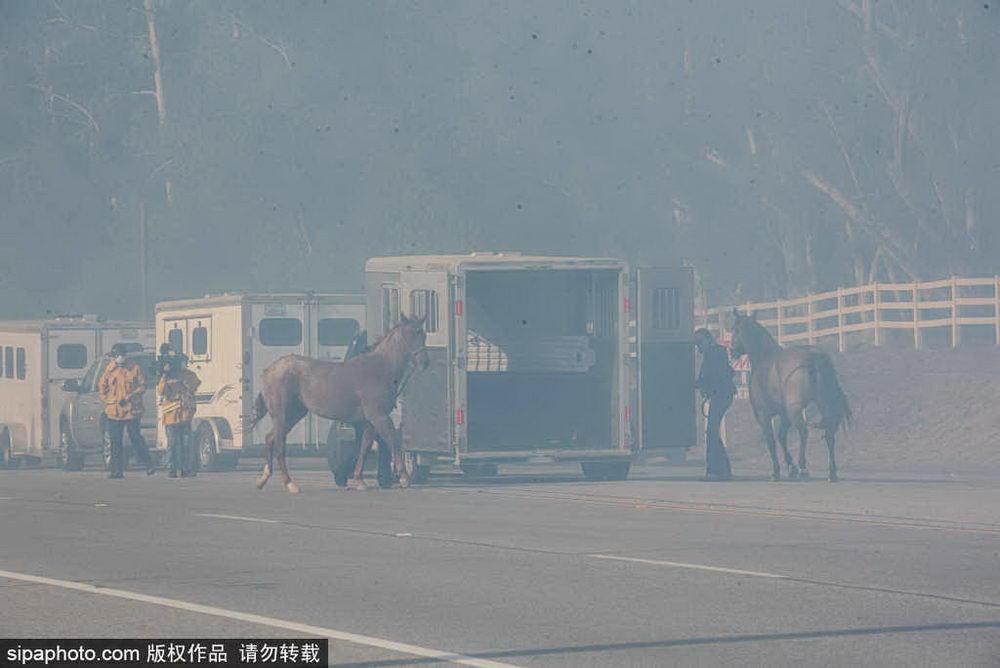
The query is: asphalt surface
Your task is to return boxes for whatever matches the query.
[1,459,998,666]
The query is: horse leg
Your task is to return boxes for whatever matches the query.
[257,429,276,489]
[825,428,839,482]
[391,423,409,489]
[369,414,409,489]
[349,425,375,490]
[278,404,307,494]
[777,417,798,479]
[794,413,810,479]
[762,418,781,481]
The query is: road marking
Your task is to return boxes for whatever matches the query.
[0,568,521,668]
[589,554,785,579]
[587,554,1000,608]
[194,513,280,524]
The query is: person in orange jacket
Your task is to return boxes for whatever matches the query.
[99,343,155,478]
[156,344,201,477]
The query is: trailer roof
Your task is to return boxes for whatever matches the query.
[0,318,149,333]
[366,252,626,273]
[155,292,365,312]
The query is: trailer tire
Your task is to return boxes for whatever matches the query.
[460,462,498,478]
[60,422,84,471]
[327,437,358,488]
[581,461,631,481]
[195,422,220,471]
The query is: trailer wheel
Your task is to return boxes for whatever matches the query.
[196,422,220,471]
[581,461,631,481]
[60,422,84,471]
[460,462,498,478]
[327,436,358,488]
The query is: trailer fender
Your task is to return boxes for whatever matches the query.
[192,417,233,451]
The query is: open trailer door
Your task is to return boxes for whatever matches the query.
[635,267,696,456]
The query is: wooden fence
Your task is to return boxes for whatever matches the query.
[696,276,1000,352]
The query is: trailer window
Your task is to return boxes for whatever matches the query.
[409,290,439,333]
[191,321,209,358]
[651,287,681,331]
[382,287,400,331]
[259,318,302,346]
[16,347,26,380]
[3,347,12,378]
[57,344,88,369]
[318,318,360,346]
[167,327,184,354]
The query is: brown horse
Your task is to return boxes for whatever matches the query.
[729,309,851,482]
[251,315,429,493]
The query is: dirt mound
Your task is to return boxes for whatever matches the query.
[723,345,1000,476]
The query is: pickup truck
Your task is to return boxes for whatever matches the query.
[58,350,161,470]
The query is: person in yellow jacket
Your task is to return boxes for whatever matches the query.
[99,343,155,478]
[156,344,201,477]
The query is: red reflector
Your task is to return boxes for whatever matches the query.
[456,408,465,425]
[623,297,630,313]
[455,300,464,316]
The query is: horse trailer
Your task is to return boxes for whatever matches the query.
[0,317,152,468]
[154,292,366,470]
[362,253,695,481]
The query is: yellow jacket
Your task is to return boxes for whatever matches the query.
[157,368,200,425]
[98,360,146,421]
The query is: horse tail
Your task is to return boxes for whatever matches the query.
[809,352,851,434]
[250,392,268,432]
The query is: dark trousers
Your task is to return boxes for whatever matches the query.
[705,392,733,477]
[166,422,193,474]
[107,417,152,475]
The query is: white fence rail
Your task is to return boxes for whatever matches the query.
[697,276,1000,352]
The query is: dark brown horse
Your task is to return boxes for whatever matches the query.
[729,310,851,482]
[251,315,429,493]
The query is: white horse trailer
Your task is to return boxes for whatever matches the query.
[154,293,366,470]
[364,253,696,481]
[0,317,152,467]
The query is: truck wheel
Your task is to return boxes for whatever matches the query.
[196,423,219,471]
[581,461,631,481]
[460,462,498,478]
[61,424,84,471]
[404,453,431,485]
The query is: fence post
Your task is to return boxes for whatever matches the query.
[912,281,921,350]
[837,287,845,352]
[873,281,881,346]
[951,275,959,348]
[777,301,784,345]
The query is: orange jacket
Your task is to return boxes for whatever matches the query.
[157,368,201,425]
[98,360,146,421]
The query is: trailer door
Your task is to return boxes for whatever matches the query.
[312,301,366,448]
[47,329,98,448]
[250,302,308,447]
[635,267,696,451]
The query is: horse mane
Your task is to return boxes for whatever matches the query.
[736,313,782,355]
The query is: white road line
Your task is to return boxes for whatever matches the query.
[589,554,786,579]
[193,513,280,524]
[0,568,520,668]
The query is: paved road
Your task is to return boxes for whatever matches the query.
[1,460,998,666]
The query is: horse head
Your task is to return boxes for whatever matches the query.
[398,313,430,370]
[729,307,756,359]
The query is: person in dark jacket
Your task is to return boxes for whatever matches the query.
[695,328,735,480]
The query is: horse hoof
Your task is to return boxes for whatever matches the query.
[347,479,368,491]
[799,469,810,480]
[788,467,800,480]
[398,475,411,489]
[285,481,301,494]
[828,473,839,483]
[255,475,269,490]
